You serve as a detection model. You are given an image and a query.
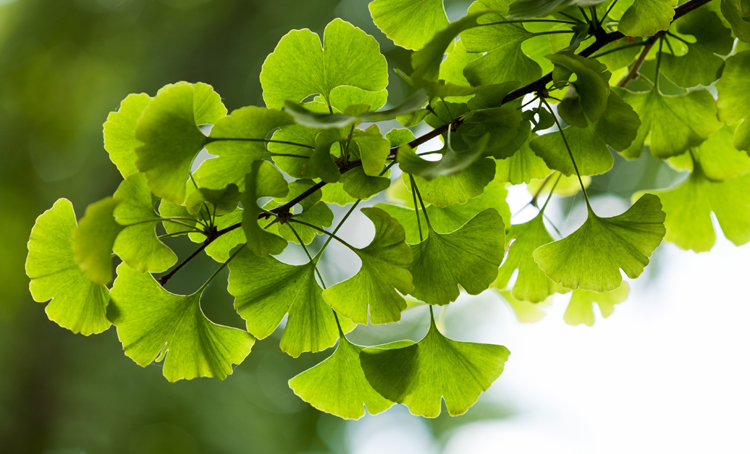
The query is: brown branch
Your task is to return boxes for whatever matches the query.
[159,0,712,285]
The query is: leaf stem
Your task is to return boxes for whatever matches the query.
[319,200,361,255]
[589,40,648,59]
[655,35,665,91]
[287,219,358,252]
[599,0,619,27]
[479,19,580,26]
[411,175,433,232]
[541,98,591,209]
[197,244,245,293]
[205,137,314,149]
[540,173,563,213]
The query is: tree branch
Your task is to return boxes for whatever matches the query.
[159,0,712,285]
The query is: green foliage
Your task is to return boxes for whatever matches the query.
[109,263,254,382]
[359,312,510,417]
[24,0,750,422]
[27,199,111,335]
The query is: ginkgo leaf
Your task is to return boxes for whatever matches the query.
[322,208,414,325]
[717,50,750,152]
[411,159,496,208]
[498,290,552,323]
[359,313,510,417]
[352,125,390,176]
[410,209,505,305]
[269,101,329,180]
[135,82,226,204]
[594,91,642,152]
[26,199,111,335]
[411,13,488,83]
[495,213,565,303]
[227,248,348,357]
[691,125,750,181]
[494,136,552,185]
[617,87,722,159]
[185,184,240,217]
[534,194,666,292]
[108,263,254,382]
[73,197,123,285]
[507,0,608,19]
[721,0,750,42]
[195,106,295,191]
[377,180,511,244]
[369,0,449,50]
[312,129,346,183]
[340,167,391,200]
[638,163,750,252]
[459,107,524,159]
[112,173,177,273]
[439,40,479,95]
[282,90,428,130]
[242,161,289,256]
[661,8,734,88]
[619,0,677,38]
[398,134,490,180]
[460,0,541,86]
[289,336,393,419]
[260,19,388,110]
[548,52,611,126]
[103,93,151,178]
[564,282,629,326]
[530,125,614,176]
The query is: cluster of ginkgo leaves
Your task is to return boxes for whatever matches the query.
[25,0,750,419]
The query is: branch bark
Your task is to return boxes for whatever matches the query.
[159,0,713,285]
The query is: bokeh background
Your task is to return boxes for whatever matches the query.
[1,0,748,452]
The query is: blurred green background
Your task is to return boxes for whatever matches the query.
[0,0,680,452]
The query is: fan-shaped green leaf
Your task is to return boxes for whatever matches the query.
[618,0,677,37]
[533,194,666,292]
[369,0,449,50]
[359,314,510,417]
[227,248,348,357]
[135,82,226,204]
[103,93,151,178]
[564,283,629,326]
[460,1,540,86]
[617,87,721,159]
[494,135,552,185]
[73,197,123,284]
[496,213,565,303]
[185,184,240,217]
[717,50,750,152]
[691,125,750,181]
[721,0,750,42]
[112,173,177,273]
[260,19,388,110]
[530,125,614,176]
[290,336,393,419]
[548,52,611,126]
[242,161,289,256]
[377,180,511,244]
[108,263,254,382]
[410,209,505,305]
[195,107,295,191]
[26,199,111,335]
[323,208,414,325]
[411,159,496,208]
[661,9,734,88]
[638,164,750,252]
[497,290,552,323]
